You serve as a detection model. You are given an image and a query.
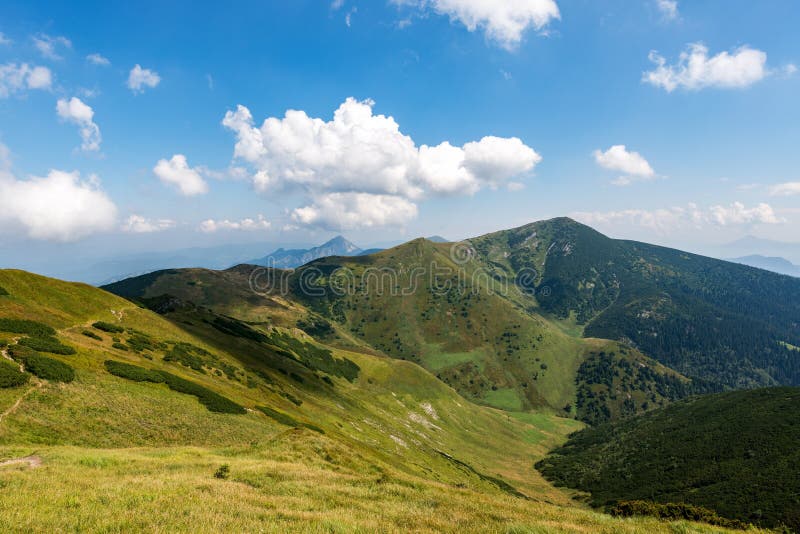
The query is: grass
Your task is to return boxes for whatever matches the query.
[0,444,756,533]
[0,268,770,532]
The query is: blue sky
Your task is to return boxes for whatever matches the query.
[0,0,798,264]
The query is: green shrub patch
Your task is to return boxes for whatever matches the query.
[104,360,245,414]
[92,321,125,333]
[0,318,56,337]
[82,330,103,341]
[0,360,29,388]
[256,406,324,433]
[18,353,75,382]
[608,501,748,530]
[18,336,76,355]
[0,286,8,296]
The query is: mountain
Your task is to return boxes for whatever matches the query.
[728,254,800,277]
[715,235,800,264]
[0,268,730,532]
[106,216,800,425]
[249,236,363,269]
[536,387,800,530]
[427,235,450,243]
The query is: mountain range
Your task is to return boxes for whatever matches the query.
[728,254,800,277]
[3,216,799,531]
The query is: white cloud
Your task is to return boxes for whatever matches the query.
[153,154,208,196]
[222,97,539,229]
[0,169,117,241]
[0,63,52,97]
[0,33,11,45]
[127,64,160,94]
[392,0,560,49]
[770,182,800,197]
[199,215,271,233]
[32,34,71,60]
[86,53,110,66]
[655,0,678,21]
[644,43,768,92]
[56,97,101,152]
[593,145,655,185]
[291,193,418,230]
[122,215,175,233]
[573,202,782,234]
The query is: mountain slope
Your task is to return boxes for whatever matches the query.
[249,236,362,269]
[536,387,800,530]
[470,217,800,390]
[0,272,754,532]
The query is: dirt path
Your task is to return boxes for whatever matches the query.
[0,455,41,468]
[0,338,41,424]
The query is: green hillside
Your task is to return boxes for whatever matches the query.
[2,268,713,532]
[106,242,687,423]
[471,217,800,390]
[536,387,800,530]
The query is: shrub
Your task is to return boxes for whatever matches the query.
[159,372,246,414]
[82,330,102,341]
[608,501,748,530]
[214,464,230,479]
[256,405,324,433]
[0,360,29,388]
[19,353,75,382]
[18,336,76,355]
[104,360,245,414]
[104,360,165,383]
[0,286,8,296]
[92,321,124,333]
[0,318,55,337]
[126,334,157,352]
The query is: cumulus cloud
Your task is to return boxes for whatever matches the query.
[86,53,110,66]
[644,43,768,92]
[655,0,678,21]
[392,0,560,49]
[0,63,52,98]
[291,193,418,230]
[127,64,160,94]
[573,202,782,234]
[770,182,800,196]
[32,34,71,60]
[222,97,539,229]
[199,215,271,233]
[593,145,655,186]
[0,168,117,241]
[56,97,101,152]
[153,154,208,196]
[122,215,175,233]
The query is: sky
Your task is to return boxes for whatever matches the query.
[1,0,799,268]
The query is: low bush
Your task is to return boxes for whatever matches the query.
[0,318,55,337]
[0,360,29,388]
[214,464,230,479]
[82,330,103,340]
[92,321,125,333]
[112,342,129,352]
[608,501,748,530]
[160,372,245,414]
[256,405,324,433]
[104,360,245,414]
[0,286,8,296]
[19,353,75,382]
[19,336,76,355]
[104,360,164,382]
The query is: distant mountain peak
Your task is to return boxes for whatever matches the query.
[249,235,363,269]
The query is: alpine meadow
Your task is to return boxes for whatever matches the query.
[1,1,799,532]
